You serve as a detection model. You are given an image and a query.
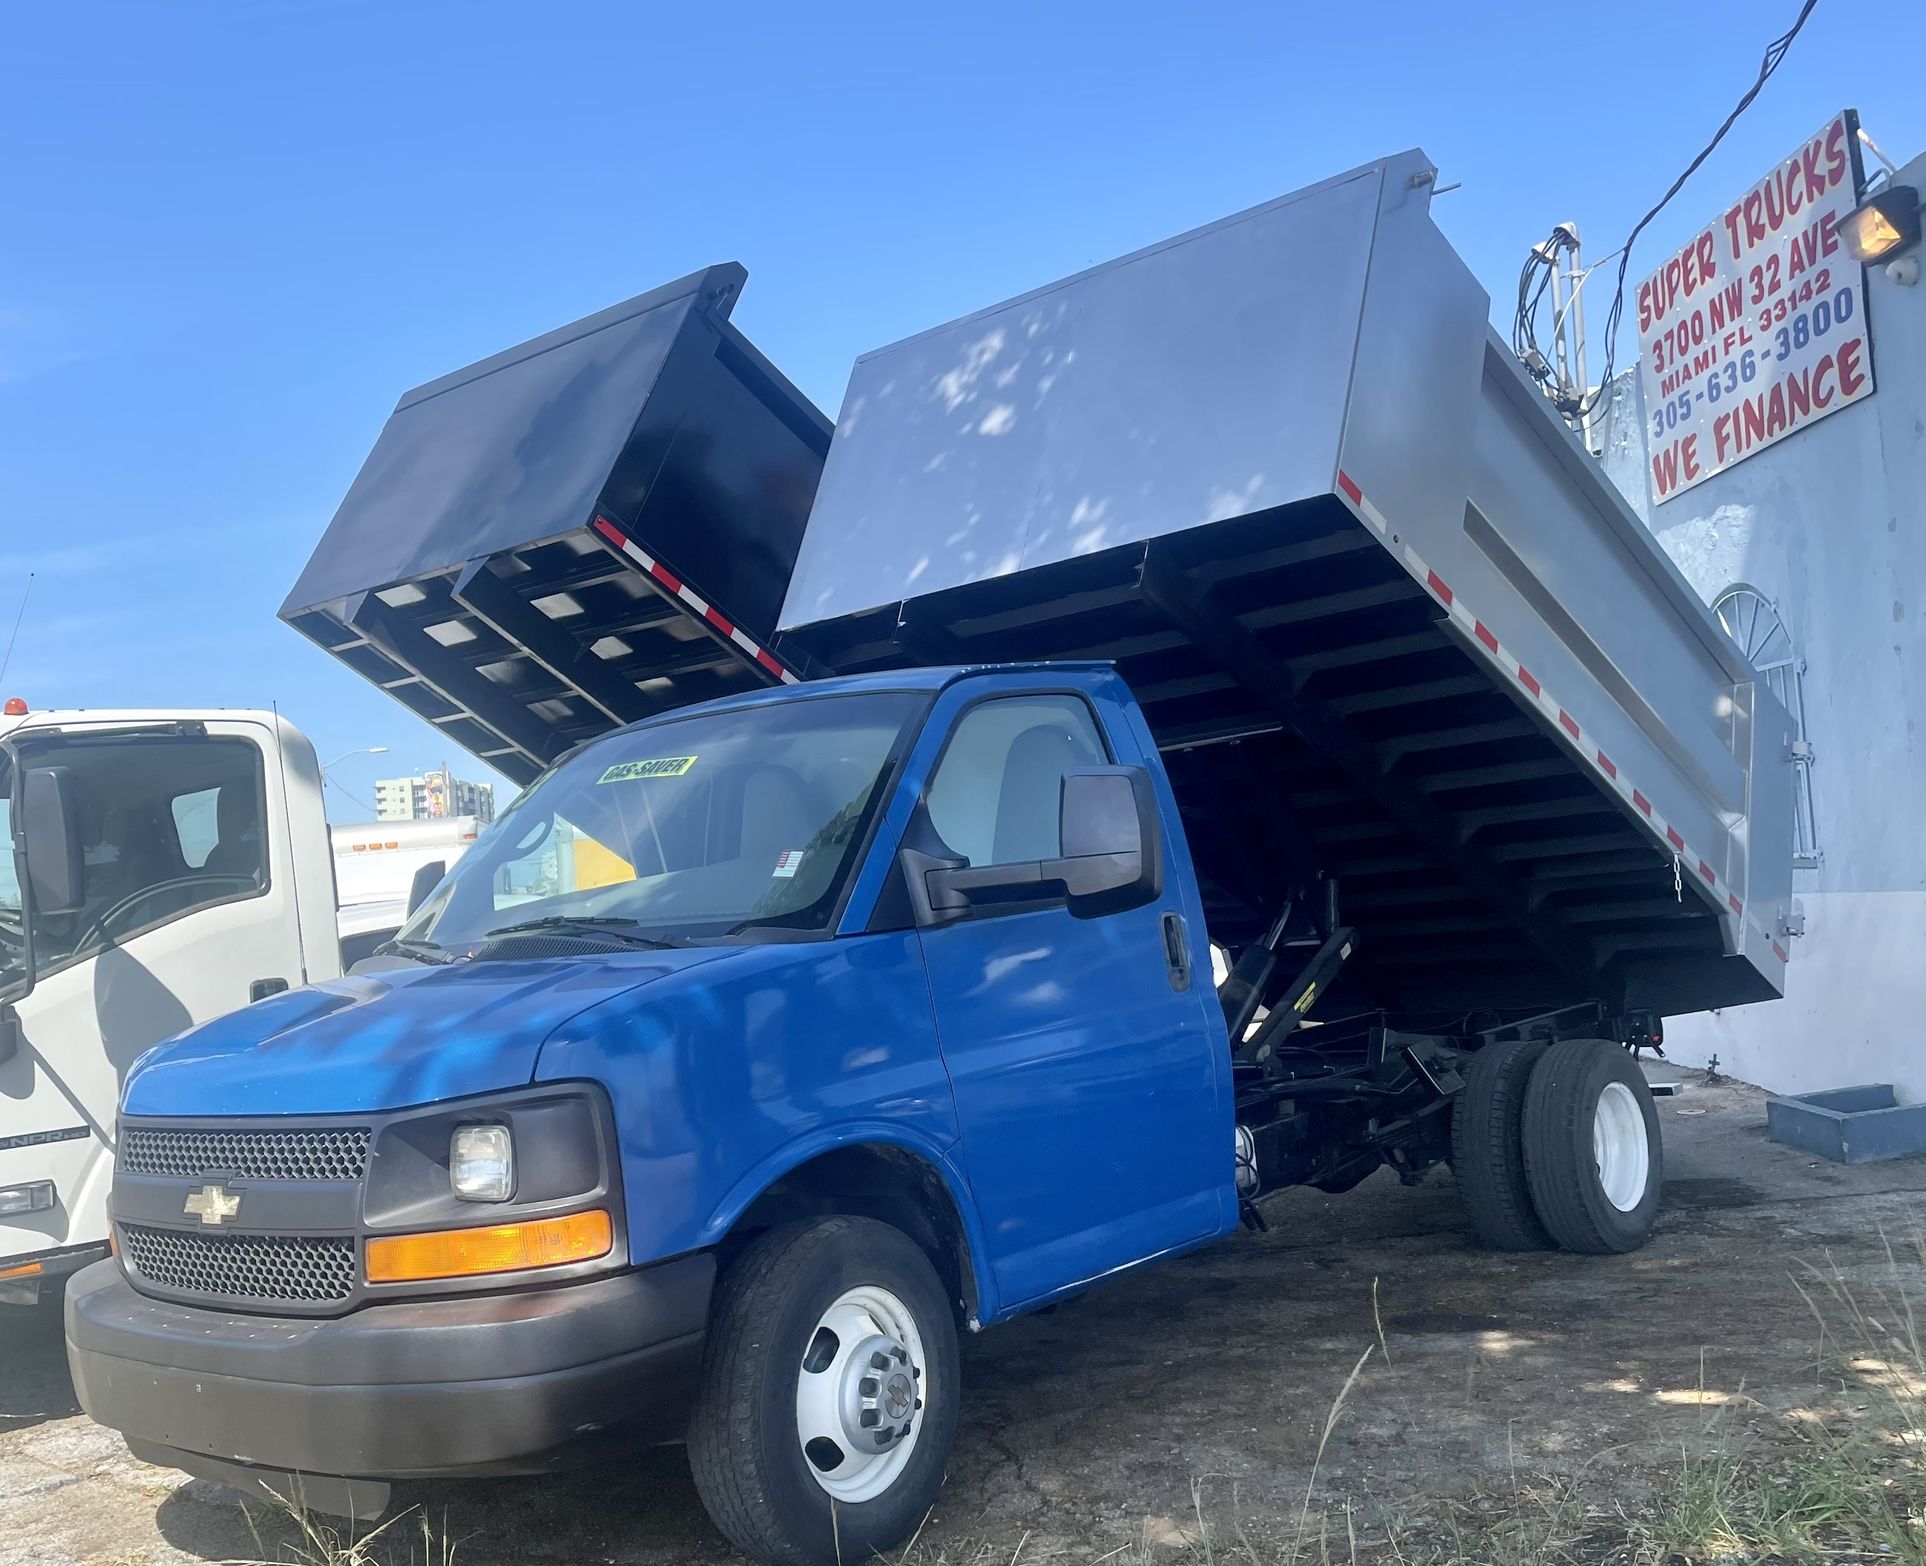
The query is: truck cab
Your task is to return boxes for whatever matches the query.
[1,708,340,1305]
[65,665,1236,1559]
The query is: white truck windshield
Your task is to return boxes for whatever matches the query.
[400,691,921,950]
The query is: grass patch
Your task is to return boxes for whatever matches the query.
[232,1234,1926,1566]
[232,1494,460,1566]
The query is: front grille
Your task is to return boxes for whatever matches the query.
[120,1223,357,1304]
[120,1126,370,1182]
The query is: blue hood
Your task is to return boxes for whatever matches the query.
[123,948,736,1117]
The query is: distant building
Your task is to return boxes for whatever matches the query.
[374,769,495,824]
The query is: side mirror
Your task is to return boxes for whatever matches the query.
[1053,766,1162,918]
[405,859,447,919]
[21,766,83,917]
[910,764,1164,923]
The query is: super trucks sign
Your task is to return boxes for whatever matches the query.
[1637,110,1872,504]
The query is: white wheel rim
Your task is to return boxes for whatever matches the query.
[1593,1080,1650,1212]
[794,1284,928,1504]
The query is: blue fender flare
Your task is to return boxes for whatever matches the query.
[698,1121,1001,1324]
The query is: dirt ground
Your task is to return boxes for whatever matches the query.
[8,1066,1926,1566]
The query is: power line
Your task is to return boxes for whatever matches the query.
[1517,0,1824,420]
[323,776,376,815]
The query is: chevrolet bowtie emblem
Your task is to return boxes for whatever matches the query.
[184,1184,242,1226]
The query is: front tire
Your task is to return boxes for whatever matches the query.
[1521,1038,1662,1253]
[687,1216,960,1566]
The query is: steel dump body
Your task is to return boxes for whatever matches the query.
[777,151,1793,1019]
[283,151,1792,1021]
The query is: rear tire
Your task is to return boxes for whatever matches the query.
[687,1216,960,1566]
[1521,1038,1662,1253]
[1451,1040,1552,1250]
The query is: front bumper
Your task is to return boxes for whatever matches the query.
[65,1252,714,1513]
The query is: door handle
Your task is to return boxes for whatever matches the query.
[1160,912,1192,992]
[249,978,290,1003]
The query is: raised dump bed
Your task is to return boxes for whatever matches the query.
[281,264,824,784]
[775,151,1795,1021]
[285,153,1794,1025]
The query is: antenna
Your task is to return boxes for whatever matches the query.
[0,571,35,687]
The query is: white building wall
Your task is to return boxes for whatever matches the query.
[1593,152,1926,1098]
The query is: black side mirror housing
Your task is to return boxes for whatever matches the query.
[405,859,447,919]
[1054,766,1163,918]
[909,764,1164,923]
[21,766,84,917]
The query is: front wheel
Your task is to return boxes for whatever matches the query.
[1521,1038,1662,1253]
[687,1216,960,1566]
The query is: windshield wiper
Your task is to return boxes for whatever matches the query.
[371,937,461,966]
[483,915,692,949]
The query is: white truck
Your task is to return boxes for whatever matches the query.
[0,705,452,1307]
[332,815,483,968]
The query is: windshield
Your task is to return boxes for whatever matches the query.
[400,691,922,951]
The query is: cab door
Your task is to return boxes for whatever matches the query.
[1,721,308,1260]
[900,680,1231,1311]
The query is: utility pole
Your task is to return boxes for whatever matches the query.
[1538,223,1597,453]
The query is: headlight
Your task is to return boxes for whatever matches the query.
[0,1180,56,1217]
[450,1124,514,1201]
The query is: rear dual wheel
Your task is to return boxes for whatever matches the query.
[1522,1038,1663,1254]
[1452,1039,1552,1250]
[1453,1037,1661,1253]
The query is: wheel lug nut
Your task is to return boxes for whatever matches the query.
[870,1351,889,1370]
[859,1376,879,1396]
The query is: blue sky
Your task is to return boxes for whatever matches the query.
[3,1,1919,820]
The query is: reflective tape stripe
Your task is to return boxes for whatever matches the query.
[588,516,796,685]
[1329,476,1785,967]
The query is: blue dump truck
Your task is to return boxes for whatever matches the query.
[57,153,1795,1566]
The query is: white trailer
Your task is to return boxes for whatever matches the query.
[331,815,482,967]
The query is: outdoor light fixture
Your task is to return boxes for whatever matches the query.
[1839,184,1920,264]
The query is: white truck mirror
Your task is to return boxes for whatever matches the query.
[22,765,84,917]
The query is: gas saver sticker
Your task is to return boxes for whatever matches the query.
[598,755,697,783]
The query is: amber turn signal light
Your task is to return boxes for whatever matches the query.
[364,1209,613,1284]
[0,1260,45,1282]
